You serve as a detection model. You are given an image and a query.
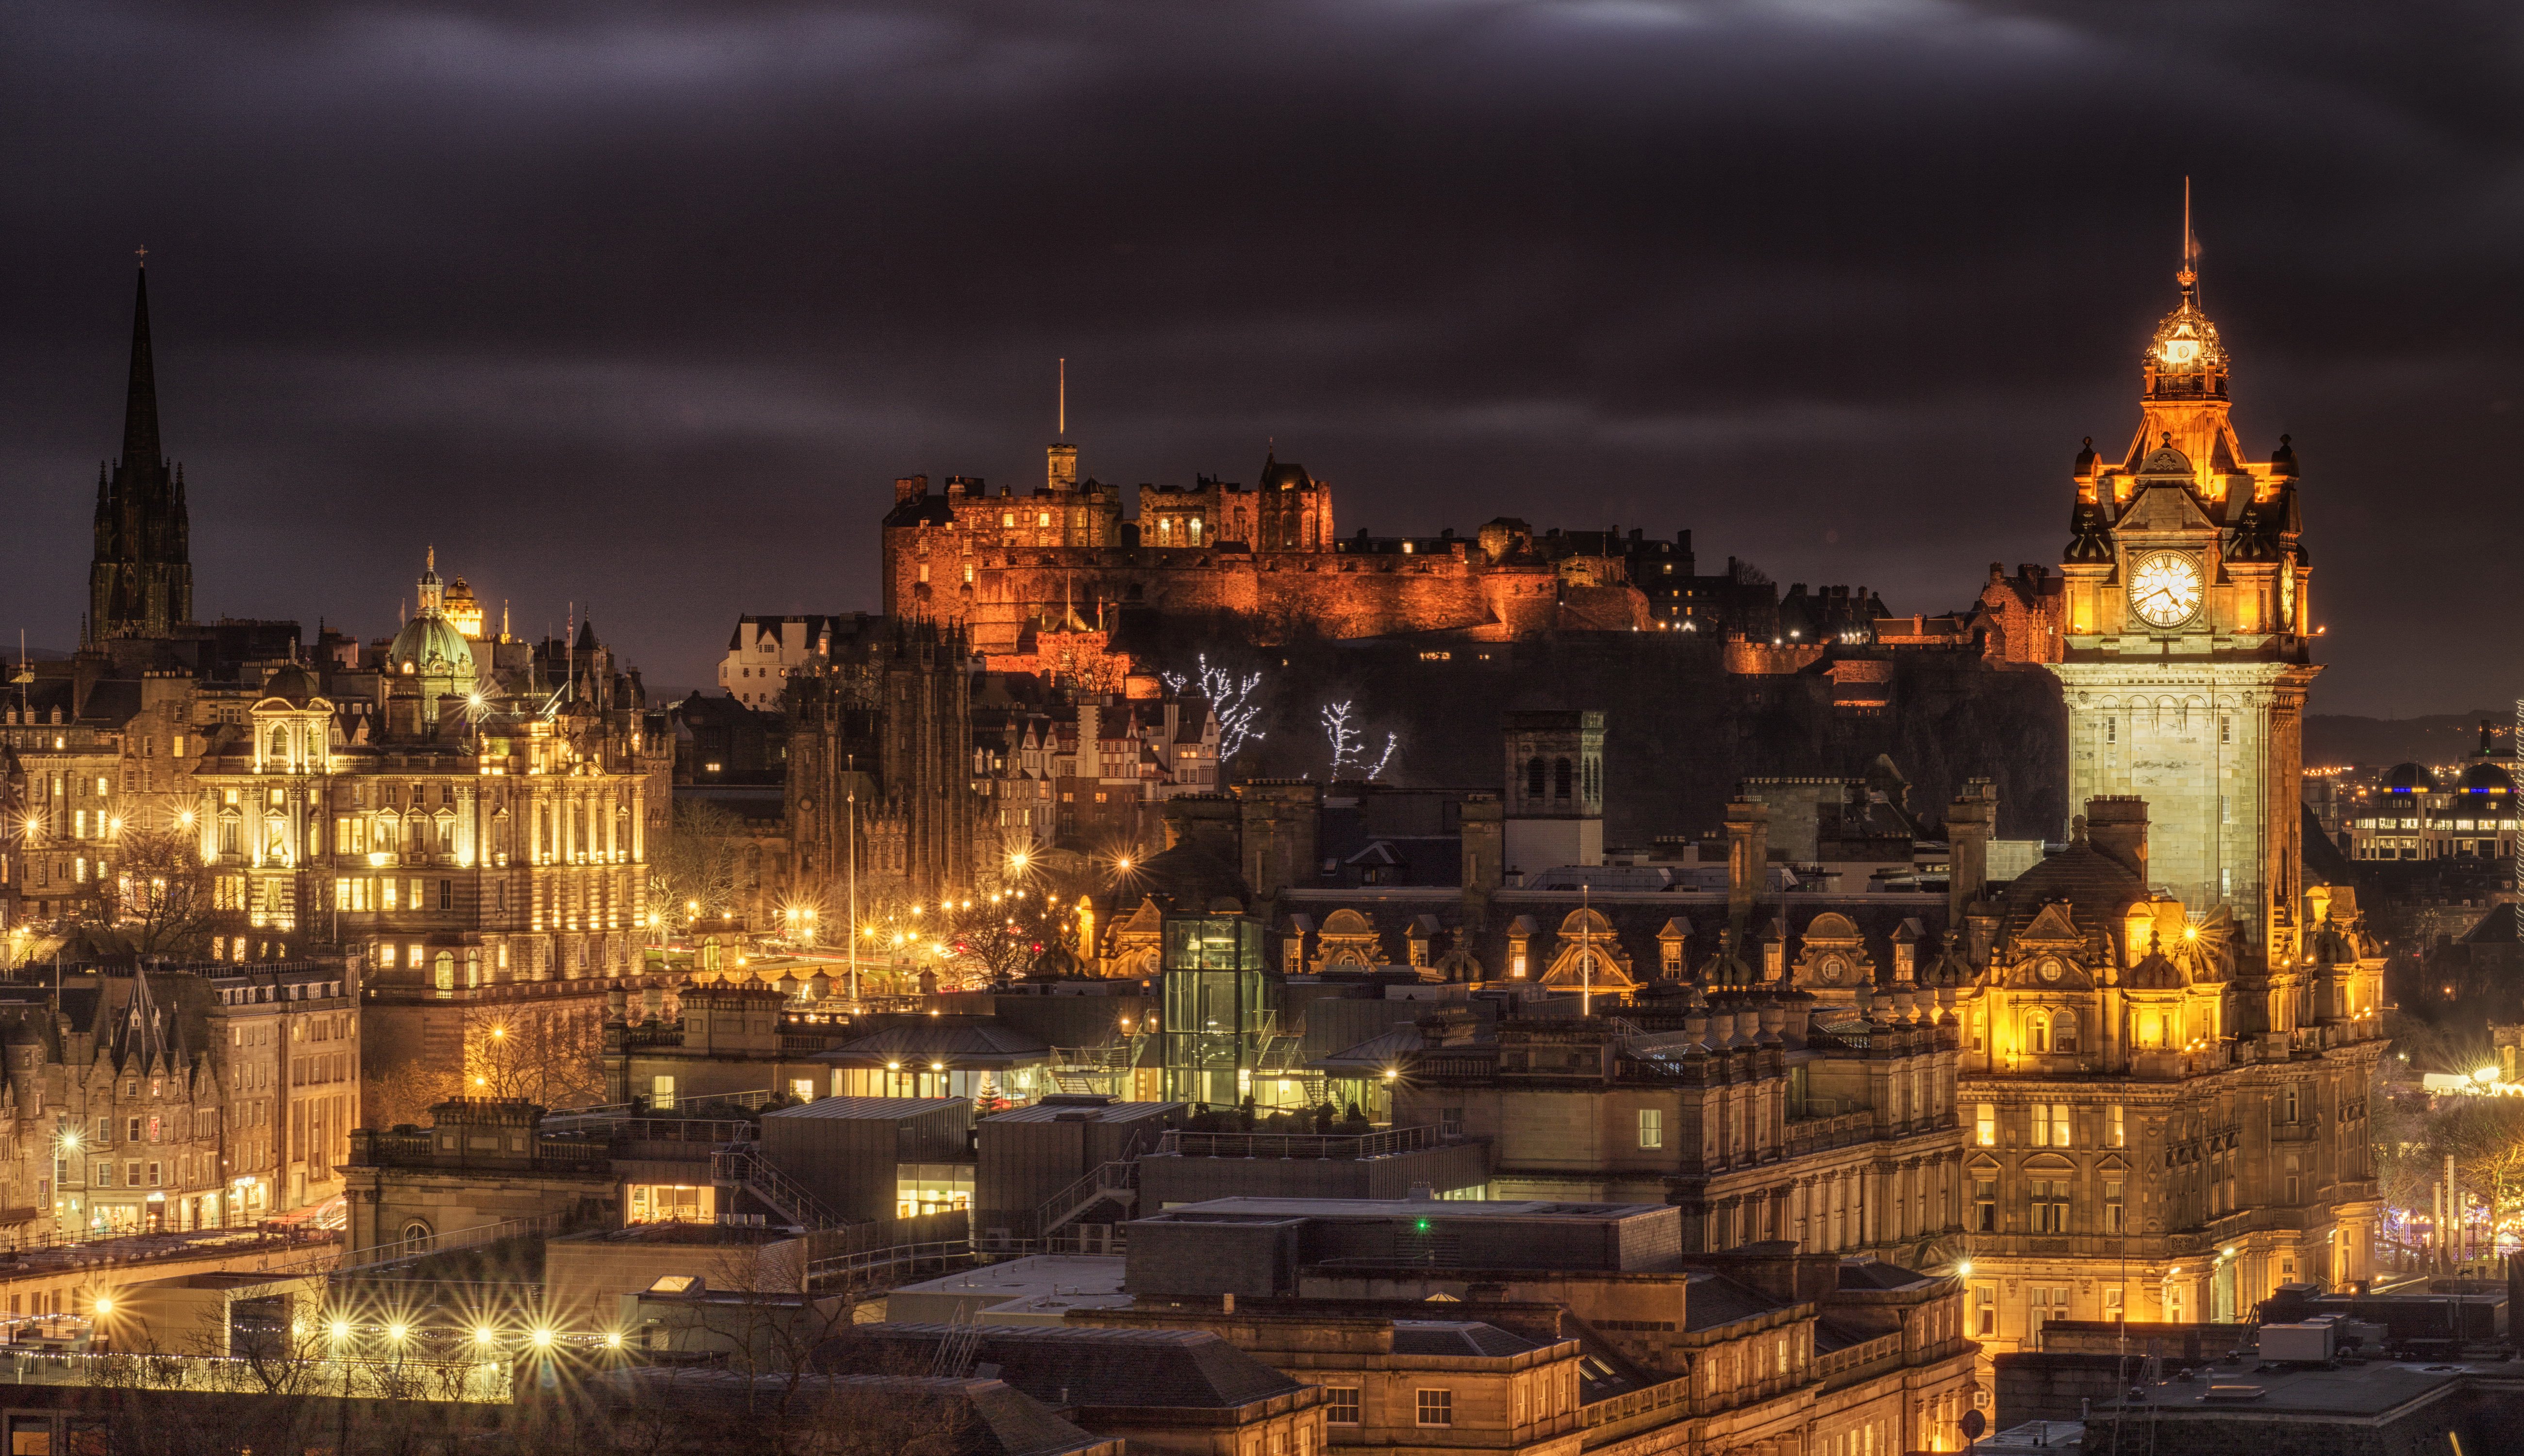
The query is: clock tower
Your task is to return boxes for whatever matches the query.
[2051,241,2316,976]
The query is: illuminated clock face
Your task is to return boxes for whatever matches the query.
[2128,552,2203,629]
[2037,958,2064,983]
[1816,955,1846,985]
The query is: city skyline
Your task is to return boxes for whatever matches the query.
[4,3,2519,716]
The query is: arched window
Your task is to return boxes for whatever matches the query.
[218,812,241,859]
[2026,1011,2050,1053]
[432,951,454,991]
[267,726,289,763]
[1527,756,1546,799]
[2051,1009,2079,1054]
[1553,758,1573,800]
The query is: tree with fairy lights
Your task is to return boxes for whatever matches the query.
[1320,700,1397,780]
[1162,653,1267,761]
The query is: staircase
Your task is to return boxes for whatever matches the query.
[1035,1158,1139,1244]
[1047,1035,1145,1096]
[712,1142,842,1229]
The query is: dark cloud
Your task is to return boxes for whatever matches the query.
[1,0,2519,714]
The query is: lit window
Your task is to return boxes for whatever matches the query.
[1638,1109,1663,1149]
[1975,1104,1995,1147]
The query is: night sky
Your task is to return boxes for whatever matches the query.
[2,2,2518,717]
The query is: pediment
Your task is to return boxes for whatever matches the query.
[2120,481,2218,534]
[2010,950,2093,990]
[2018,903,2084,945]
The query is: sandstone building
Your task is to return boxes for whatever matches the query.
[1947,240,2388,1354]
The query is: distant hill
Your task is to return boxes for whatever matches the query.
[2305,711,2513,769]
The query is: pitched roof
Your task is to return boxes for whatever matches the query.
[1389,1320,1546,1358]
[825,1323,1302,1411]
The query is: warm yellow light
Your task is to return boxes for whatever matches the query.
[531,1328,554,1348]
[604,1331,623,1348]
[330,1320,351,1341]
[1116,858,1133,872]
[1957,1260,1974,1278]
[2475,1066,2501,1084]
[91,1296,114,1316]
[475,1326,496,1344]
[59,1130,81,1152]
[2182,926,2197,941]
[930,1061,945,1072]
[387,1323,409,1342]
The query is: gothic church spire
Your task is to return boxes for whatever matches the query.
[122,261,162,477]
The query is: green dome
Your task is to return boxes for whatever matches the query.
[389,612,475,677]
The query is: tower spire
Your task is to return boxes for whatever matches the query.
[1057,357,1066,439]
[121,259,162,475]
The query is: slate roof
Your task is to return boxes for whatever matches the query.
[1836,1258,1940,1291]
[826,1323,1302,1411]
[1680,1274,1794,1332]
[593,1370,1111,1456]
[1389,1321,1546,1358]
[818,1022,1052,1069]
[1277,889,1955,990]
[1992,840,2144,944]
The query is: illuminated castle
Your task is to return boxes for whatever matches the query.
[881,442,1664,652]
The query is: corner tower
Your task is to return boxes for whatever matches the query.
[88,262,195,641]
[2050,231,2316,978]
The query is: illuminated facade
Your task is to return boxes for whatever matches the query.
[880,445,1661,651]
[2342,740,2518,862]
[1953,246,2388,1356]
[187,556,670,991]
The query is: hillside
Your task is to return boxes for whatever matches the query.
[2304,711,2513,769]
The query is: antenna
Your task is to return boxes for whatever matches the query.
[1057,358,1066,438]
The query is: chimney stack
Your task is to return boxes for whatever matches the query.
[1946,778,1996,927]
[2086,795,2150,880]
[1725,797,1769,932]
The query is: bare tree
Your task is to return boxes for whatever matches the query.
[1320,700,1398,781]
[101,827,234,958]
[1162,654,1268,762]
[651,799,745,926]
[466,1001,605,1108]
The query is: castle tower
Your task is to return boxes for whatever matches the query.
[2049,229,2316,978]
[87,263,195,641]
[1501,710,1604,876]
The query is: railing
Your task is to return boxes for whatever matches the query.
[802,1238,976,1290]
[1405,1051,1501,1079]
[1156,1125,1447,1160]
[0,1348,512,1404]
[1578,1373,1694,1429]
[605,1118,757,1146]
[1035,1159,1139,1241]
[336,1210,575,1275]
[1812,1331,1904,1382]
[712,1143,840,1229]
